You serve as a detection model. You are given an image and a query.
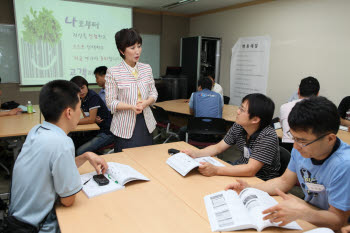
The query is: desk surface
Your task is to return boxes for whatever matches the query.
[56,142,317,233]
[0,112,40,137]
[123,142,316,232]
[56,153,212,233]
[155,99,238,122]
[276,128,350,145]
[0,105,100,138]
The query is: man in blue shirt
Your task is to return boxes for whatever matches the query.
[70,76,114,155]
[188,76,223,118]
[9,80,108,232]
[94,66,109,110]
[179,76,223,141]
[226,96,350,231]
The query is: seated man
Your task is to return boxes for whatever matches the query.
[207,70,223,96]
[338,96,350,128]
[179,77,223,141]
[70,76,115,155]
[189,76,223,118]
[183,93,280,181]
[226,96,350,231]
[280,76,319,152]
[8,80,108,232]
[94,66,109,108]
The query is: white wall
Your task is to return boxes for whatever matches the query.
[189,0,350,115]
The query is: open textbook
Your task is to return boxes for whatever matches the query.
[204,188,302,232]
[166,152,225,176]
[80,162,150,198]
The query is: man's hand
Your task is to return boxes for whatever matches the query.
[85,152,108,174]
[9,108,22,115]
[225,179,250,193]
[181,149,200,158]
[95,116,103,124]
[262,188,307,226]
[198,162,218,176]
[342,225,350,233]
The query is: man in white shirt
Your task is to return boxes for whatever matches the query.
[280,76,319,151]
[207,70,223,96]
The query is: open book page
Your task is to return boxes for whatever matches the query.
[166,152,225,176]
[80,171,124,198]
[239,188,302,231]
[107,162,150,186]
[204,190,256,232]
[166,153,201,176]
[339,125,348,131]
[195,156,225,167]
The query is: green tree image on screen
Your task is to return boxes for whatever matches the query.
[21,7,63,80]
[22,7,62,45]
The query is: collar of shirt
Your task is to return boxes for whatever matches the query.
[242,127,262,147]
[82,89,91,104]
[123,60,138,75]
[100,88,105,94]
[311,137,341,165]
[41,121,67,137]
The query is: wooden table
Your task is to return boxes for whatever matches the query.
[0,112,40,137]
[155,99,238,122]
[122,142,316,232]
[276,128,350,145]
[56,142,317,232]
[56,153,212,233]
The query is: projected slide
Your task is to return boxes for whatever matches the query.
[14,0,132,85]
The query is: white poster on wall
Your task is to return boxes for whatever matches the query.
[229,36,271,106]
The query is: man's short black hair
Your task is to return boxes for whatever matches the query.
[40,80,80,123]
[115,28,142,59]
[205,69,215,80]
[198,76,213,90]
[299,76,320,97]
[288,96,340,136]
[242,93,275,130]
[94,66,107,76]
[70,76,88,88]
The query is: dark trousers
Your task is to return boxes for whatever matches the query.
[114,114,153,152]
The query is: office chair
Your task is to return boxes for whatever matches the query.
[186,117,227,148]
[278,146,291,176]
[151,105,179,143]
[223,96,230,105]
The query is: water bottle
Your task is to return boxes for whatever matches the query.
[27,101,33,114]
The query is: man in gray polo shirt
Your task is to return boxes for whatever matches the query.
[8,80,108,232]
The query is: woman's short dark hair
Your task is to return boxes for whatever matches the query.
[242,93,275,130]
[198,76,213,90]
[115,28,142,59]
[40,80,80,123]
[70,76,88,88]
[288,96,340,136]
[94,66,108,76]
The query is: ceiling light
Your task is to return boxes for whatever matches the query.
[162,0,199,9]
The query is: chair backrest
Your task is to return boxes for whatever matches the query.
[187,117,227,135]
[223,95,230,105]
[279,146,291,176]
[150,105,170,124]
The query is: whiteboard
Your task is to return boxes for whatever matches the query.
[0,24,20,83]
[139,34,160,79]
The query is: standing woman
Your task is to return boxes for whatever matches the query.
[105,28,158,152]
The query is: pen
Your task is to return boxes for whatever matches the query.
[83,178,91,185]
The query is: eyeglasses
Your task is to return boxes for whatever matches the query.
[287,130,329,148]
[238,106,247,113]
